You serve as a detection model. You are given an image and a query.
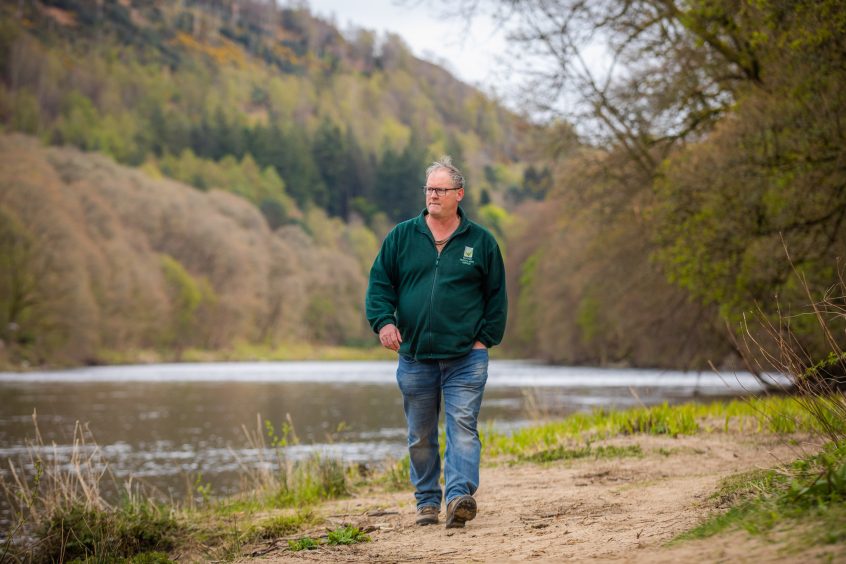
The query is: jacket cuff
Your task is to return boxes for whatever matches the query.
[478,334,494,348]
[375,318,396,333]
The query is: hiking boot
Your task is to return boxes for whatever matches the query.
[445,495,477,528]
[416,505,440,525]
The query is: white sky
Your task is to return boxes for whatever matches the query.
[307,0,512,92]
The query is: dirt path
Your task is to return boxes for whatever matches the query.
[241,433,843,563]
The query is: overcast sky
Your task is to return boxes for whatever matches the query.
[307,0,512,91]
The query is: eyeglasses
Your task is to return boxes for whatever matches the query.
[422,186,461,196]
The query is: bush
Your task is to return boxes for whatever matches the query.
[36,503,178,562]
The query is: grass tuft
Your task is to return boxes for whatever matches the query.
[241,511,315,542]
[383,456,411,491]
[36,502,179,562]
[287,536,321,551]
[286,525,369,552]
[521,443,643,463]
[326,525,371,545]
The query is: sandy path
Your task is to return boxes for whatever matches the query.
[241,433,842,563]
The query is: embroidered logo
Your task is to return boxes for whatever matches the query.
[460,246,475,265]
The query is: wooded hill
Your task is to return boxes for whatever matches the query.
[1,134,377,364]
[0,0,545,366]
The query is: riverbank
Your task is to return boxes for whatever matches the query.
[1,342,525,372]
[2,397,843,563]
[242,432,842,563]
[0,343,397,371]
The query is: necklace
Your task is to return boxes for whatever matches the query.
[428,215,458,246]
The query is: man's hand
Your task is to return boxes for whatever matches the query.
[379,323,403,351]
[472,340,487,349]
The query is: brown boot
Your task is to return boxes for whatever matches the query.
[445,495,476,528]
[416,505,440,525]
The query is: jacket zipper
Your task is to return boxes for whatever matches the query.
[425,223,462,356]
[427,254,440,356]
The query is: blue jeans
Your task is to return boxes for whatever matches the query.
[395,348,489,509]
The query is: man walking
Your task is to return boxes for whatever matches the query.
[366,156,507,528]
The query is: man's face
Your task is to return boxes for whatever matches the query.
[425,169,463,219]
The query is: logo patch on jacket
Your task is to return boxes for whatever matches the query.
[460,246,474,265]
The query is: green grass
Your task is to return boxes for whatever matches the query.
[34,502,180,563]
[675,442,846,545]
[240,511,315,542]
[288,536,321,551]
[287,526,370,552]
[520,443,643,463]
[383,456,411,490]
[481,396,845,459]
[211,452,349,516]
[326,525,371,545]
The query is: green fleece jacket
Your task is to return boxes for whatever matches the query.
[366,207,507,360]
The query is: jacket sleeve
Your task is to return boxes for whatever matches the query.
[365,230,399,333]
[478,238,508,347]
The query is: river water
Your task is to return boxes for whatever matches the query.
[0,360,774,518]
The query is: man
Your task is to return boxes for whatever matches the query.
[365,156,507,528]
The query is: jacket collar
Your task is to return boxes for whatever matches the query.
[415,206,469,237]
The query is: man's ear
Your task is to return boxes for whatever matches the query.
[457,188,464,202]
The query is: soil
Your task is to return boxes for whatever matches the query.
[239,433,844,563]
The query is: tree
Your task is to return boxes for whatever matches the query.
[0,207,39,350]
[374,139,428,223]
[311,117,349,217]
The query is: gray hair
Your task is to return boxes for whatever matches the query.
[425,155,465,190]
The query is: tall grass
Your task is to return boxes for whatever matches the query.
[0,411,179,562]
[735,255,846,446]
[226,414,349,510]
[0,412,351,562]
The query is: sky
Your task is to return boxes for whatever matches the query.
[307,0,513,92]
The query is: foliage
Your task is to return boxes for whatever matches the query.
[287,526,370,551]
[326,525,370,545]
[288,536,320,551]
[476,0,846,367]
[36,503,178,563]
[159,254,217,353]
[676,443,846,544]
[242,511,315,542]
[383,455,411,491]
[0,135,374,365]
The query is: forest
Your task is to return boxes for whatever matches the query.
[0,0,844,371]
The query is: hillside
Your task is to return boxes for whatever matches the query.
[0,133,375,365]
[0,1,544,367]
[0,0,540,225]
